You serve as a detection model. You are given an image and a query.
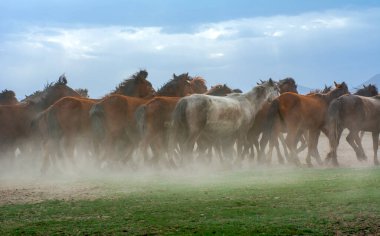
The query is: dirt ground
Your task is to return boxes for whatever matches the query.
[0,131,377,205]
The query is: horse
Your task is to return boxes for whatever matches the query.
[308,85,333,95]
[0,90,18,105]
[355,84,378,97]
[190,76,208,94]
[36,70,155,172]
[135,83,234,167]
[246,77,299,164]
[89,73,194,166]
[169,79,279,166]
[326,94,380,166]
[0,75,81,160]
[264,81,349,166]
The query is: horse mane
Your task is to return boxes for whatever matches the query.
[232,88,243,93]
[75,88,89,98]
[206,84,233,96]
[0,89,16,99]
[156,73,190,94]
[111,70,149,95]
[279,77,296,86]
[190,76,207,93]
[309,84,332,95]
[22,74,72,102]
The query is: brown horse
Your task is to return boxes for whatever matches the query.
[0,90,18,105]
[264,81,349,166]
[135,83,233,166]
[89,73,194,166]
[326,94,380,166]
[35,97,97,172]
[0,75,81,159]
[246,78,299,164]
[36,70,155,172]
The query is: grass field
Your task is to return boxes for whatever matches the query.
[1,166,380,235]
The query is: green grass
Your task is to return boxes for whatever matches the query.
[1,167,380,235]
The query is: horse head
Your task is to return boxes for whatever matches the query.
[0,89,18,105]
[206,84,233,96]
[190,76,208,94]
[23,75,81,110]
[112,70,155,98]
[278,77,298,94]
[156,73,192,97]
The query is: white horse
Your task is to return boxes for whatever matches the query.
[168,79,279,165]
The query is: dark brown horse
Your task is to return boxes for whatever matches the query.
[0,75,81,159]
[264,81,349,166]
[89,73,194,166]
[0,90,18,105]
[326,94,380,166]
[36,70,155,171]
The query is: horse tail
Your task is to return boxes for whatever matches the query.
[327,98,343,151]
[89,103,105,142]
[31,108,62,140]
[135,104,146,138]
[262,99,282,148]
[171,98,189,140]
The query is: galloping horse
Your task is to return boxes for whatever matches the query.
[0,90,18,105]
[326,94,380,166]
[247,77,299,164]
[89,73,194,165]
[0,75,81,159]
[135,83,233,166]
[37,70,155,172]
[264,82,349,166]
[169,79,278,165]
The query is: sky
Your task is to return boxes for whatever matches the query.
[1,0,380,99]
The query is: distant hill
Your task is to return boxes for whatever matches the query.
[357,74,380,90]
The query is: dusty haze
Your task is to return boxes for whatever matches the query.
[0,131,377,205]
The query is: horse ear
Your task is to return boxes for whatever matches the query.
[173,73,177,78]
[257,82,260,85]
[334,81,338,87]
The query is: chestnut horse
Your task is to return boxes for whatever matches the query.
[0,90,18,105]
[0,75,81,159]
[264,81,349,166]
[36,70,155,172]
[246,77,299,164]
[89,73,195,166]
[326,94,380,166]
[135,83,233,166]
[169,79,279,166]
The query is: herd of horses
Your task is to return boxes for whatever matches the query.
[1,70,380,173]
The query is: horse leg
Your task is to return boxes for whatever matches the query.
[353,131,367,161]
[308,130,323,166]
[285,125,301,166]
[346,131,363,161]
[278,133,290,162]
[296,131,308,153]
[372,131,379,166]
[274,137,285,165]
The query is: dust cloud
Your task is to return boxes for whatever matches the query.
[0,130,377,205]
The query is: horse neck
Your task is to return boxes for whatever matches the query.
[243,88,266,107]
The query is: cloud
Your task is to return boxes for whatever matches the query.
[1,8,380,98]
